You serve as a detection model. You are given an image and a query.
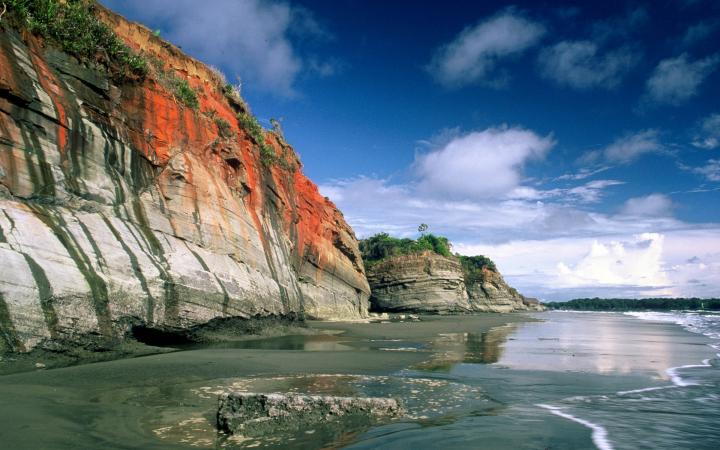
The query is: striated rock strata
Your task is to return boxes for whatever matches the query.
[366,252,472,313]
[466,267,544,313]
[0,7,369,353]
[367,253,543,313]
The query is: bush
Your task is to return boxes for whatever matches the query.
[147,57,198,110]
[360,232,453,264]
[172,78,199,110]
[238,112,276,166]
[458,255,497,284]
[214,117,234,138]
[4,0,148,81]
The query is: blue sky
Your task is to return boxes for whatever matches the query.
[102,0,720,300]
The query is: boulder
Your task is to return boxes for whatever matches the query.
[217,392,404,436]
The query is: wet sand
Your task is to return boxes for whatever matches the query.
[0,312,717,449]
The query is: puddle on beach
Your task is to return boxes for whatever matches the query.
[139,322,519,449]
[145,373,497,449]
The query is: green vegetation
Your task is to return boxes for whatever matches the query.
[147,57,199,110]
[172,78,199,110]
[237,111,277,166]
[546,297,720,311]
[3,0,148,81]
[359,232,452,264]
[214,117,234,138]
[458,255,497,283]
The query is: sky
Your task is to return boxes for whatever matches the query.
[101,0,720,300]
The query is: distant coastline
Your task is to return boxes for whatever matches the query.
[545,297,720,311]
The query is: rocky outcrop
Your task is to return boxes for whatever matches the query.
[366,253,543,314]
[217,392,404,436]
[466,267,544,313]
[366,252,472,313]
[0,6,369,353]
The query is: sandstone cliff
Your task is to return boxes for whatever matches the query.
[0,5,369,353]
[366,252,471,313]
[466,267,544,313]
[366,253,542,313]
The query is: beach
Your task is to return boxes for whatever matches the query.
[0,311,717,449]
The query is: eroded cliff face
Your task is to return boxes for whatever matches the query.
[0,9,369,353]
[366,252,472,313]
[466,267,544,313]
[366,253,542,314]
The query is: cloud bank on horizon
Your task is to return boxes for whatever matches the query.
[101,1,720,300]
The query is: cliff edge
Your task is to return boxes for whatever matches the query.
[0,3,369,354]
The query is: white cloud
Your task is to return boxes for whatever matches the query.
[427,10,545,87]
[692,113,720,149]
[538,41,638,89]
[414,126,555,199]
[555,166,612,181]
[565,179,626,203]
[690,159,720,181]
[102,0,333,96]
[580,129,662,165]
[591,7,649,43]
[455,230,720,300]
[556,233,668,289]
[645,53,720,105]
[620,194,674,217]
[680,21,718,47]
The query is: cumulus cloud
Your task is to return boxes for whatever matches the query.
[414,126,555,199]
[620,194,674,217]
[427,10,545,87]
[556,233,668,289]
[101,0,333,96]
[645,53,720,105]
[456,230,720,300]
[538,41,638,89]
[692,113,720,149]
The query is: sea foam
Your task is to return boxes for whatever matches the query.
[537,404,614,450]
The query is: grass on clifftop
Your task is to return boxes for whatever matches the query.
[3,0,148,81]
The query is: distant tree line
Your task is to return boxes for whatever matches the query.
[545,297,720,311]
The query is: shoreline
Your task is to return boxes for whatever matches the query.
[0,312,536,376]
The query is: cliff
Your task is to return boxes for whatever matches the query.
[0,4,369,354]
[366,252,472,313]
[366,253,542,313]
[465,267,544,313]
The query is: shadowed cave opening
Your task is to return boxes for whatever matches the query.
[130,325,194,347]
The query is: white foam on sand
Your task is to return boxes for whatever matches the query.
[537,404,614,450]
[616,385,677,396]
[666,359,712,387]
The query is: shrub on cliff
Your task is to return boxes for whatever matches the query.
[458,255,497,284]
[237,112,278,166]
[3,0,148,81]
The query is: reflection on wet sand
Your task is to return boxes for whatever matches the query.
[497,312,685,379]
[414,323,519,371]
